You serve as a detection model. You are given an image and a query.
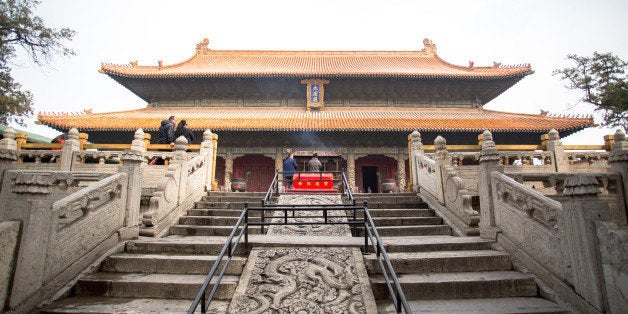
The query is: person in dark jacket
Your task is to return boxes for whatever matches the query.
[306,152,322,171]
[155,116,175,165]
[157,116,176,144]
[282,152,298,189]
[174,119,194,144]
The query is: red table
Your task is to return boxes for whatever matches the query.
[289,173,336,193]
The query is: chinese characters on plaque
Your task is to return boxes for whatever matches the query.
[301,79,329,111]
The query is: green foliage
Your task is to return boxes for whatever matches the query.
[553,52,627,131]
[0,0,75,125]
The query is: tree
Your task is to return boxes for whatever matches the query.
[553,52,627,131]
[0,0,75,125]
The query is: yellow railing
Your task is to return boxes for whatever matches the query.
[14,131,610,153]
[421,144,606,152]
[16,132,202,152]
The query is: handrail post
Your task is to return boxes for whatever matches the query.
[324,208,328,223]
[200,296,206,314]
[363,201,369,254]
[261,207,265,234]
[352,207,357,236]
[244,202,249,253]
[364,221,369,254]
[396,291,402,313]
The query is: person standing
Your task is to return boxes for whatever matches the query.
[306,152,322,172]
[155,116,175,165]
[174,119,194,144]
[158,116,176,145]
[282,151,297,189]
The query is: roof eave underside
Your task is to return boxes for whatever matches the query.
[103,71,532,80]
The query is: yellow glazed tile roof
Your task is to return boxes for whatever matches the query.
[37,107,593,133]
[99,38,533,79]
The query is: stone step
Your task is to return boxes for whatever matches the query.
[169,225,265,236]
[187,208,248,217]
[354,195,421,203]
[363,208,436,217]
[40,297,229,313]
[361,202,429,209]
[194,201,250,209]
[201,195,265,203]
[179,215,266,226]
[353,192,417,197]
[364,250,512,274]
[207,191,268,197]
[101,253,246,275]
[126,235,493,255]
[371,216,443,226]
[126,236,239,255]
[377,297,569,314]
[74,272,238,300]
[356,225,452,237]
[382,236,494,253]
[370,271,537,300]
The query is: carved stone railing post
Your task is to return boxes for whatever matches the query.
[478,130,504,239]
[275,150,283,191]
[200,130,214,191]
[0,127,18,165]
[396,153,406,192]
[1,191,54,309]
[434,135,450,204]
[173,136,188,205]
[608,129,627,206]
[545,129,569,172]
[347,148,356,191]
[409,131,422,192]
[224,150,233,190]
[60,128,80,171]
[561,174,607,311]
[211,133,219,191]
[118,129,145,239]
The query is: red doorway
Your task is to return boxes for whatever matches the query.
[215,156,225,187]
[233,154,275,192]
[355,155,397,193]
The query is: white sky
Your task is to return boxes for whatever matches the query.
[10,0,628,144]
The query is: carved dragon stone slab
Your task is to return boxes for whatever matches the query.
[228,247,376,313]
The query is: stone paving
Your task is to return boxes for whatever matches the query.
[228,194,377,313]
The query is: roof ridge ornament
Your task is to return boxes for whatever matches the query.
[422,38,437,55]
[196,38,211,55]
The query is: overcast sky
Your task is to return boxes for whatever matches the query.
[10,0,628,144]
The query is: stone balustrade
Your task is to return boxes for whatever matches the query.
[0,170,128,313]
[409,128,627,314]
[0,127,217,313]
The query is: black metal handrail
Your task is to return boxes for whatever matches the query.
[362,200,411,312]
[187,204,249,314]
[188,196,410,313]
[262,170,279,205]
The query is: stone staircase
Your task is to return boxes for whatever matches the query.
[41,191,569,313]
[354,193,569,313]
[40,192,267,313]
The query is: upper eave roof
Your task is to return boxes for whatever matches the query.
[99,38,533,79]
[36,107,593,133]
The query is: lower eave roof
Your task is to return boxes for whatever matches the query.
[36,107,593,133]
